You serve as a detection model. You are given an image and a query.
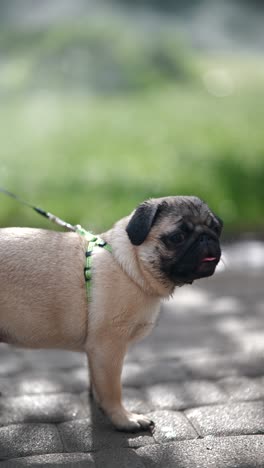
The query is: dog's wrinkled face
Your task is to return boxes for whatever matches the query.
[126,196,223,287]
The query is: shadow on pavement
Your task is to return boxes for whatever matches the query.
[0,268,264,465]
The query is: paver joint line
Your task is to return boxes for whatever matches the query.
[182,412,202,439]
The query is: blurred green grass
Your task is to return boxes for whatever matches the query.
[0,20,263,235]
[0,24,195,94]
[0,56,264,235]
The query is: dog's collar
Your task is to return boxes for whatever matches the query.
[76,226,112,300]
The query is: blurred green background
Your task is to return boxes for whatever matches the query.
[0,0,263,236]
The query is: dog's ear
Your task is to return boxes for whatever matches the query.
[126,200,159,246]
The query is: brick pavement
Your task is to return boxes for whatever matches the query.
[0,259,264,467]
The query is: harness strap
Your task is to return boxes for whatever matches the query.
[76,226,112,301]
[0,188,112,302]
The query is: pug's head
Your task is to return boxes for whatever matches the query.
[126,196,223,288]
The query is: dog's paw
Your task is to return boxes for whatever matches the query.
[110,408,155,433]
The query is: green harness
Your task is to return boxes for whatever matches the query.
[0,188,113,302]
[76,226,112,301]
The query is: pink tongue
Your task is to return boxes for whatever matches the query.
[202,257,217,262]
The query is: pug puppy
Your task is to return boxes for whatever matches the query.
[0,196,222,432]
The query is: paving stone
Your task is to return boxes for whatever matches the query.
[147,383,183,410]
[147,380,227,410]
[148,410,198,443]
[123,387,154,414]
[0,345,26,376]
[182,352,264,380]
[0,347,86,373]
[0,368,89,397]
[58,417,155,452]
[181,380,227,407]
[94,448,146,468]
[185,401,264,437]
[0,375,61,397]
[0,424,63,460]
[1,453,95,467]
[0,393,89,426]
[21,350,87,371]
[220,376,264,402]
[122,360,187,387]
[137,435,264,468]
[232,353,264,378]
[182,355,241,379]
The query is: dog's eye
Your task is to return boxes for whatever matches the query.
[211,224,221,235]
[161,231,186,248]
[169,232,186,244]
[210,215,223,235]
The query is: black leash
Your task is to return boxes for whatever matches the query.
[0,187,77,232]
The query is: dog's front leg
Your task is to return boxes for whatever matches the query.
[86,337,154,432]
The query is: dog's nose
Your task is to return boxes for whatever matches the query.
[199,234,210,245]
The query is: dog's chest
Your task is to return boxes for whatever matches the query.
[129,300,160,342]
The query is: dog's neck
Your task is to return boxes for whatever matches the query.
[101,219,175,298]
